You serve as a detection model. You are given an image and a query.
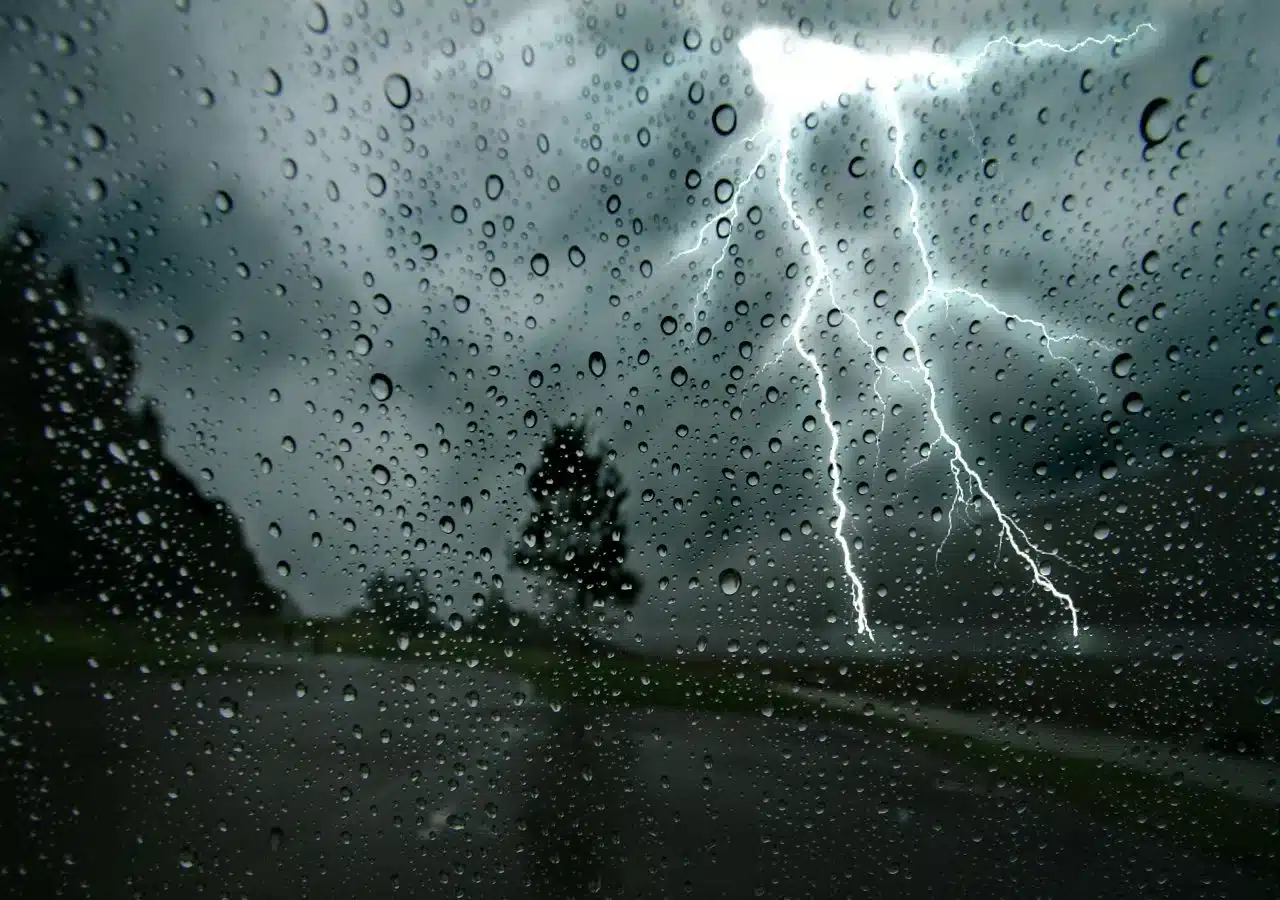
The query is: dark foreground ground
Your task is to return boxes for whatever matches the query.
[0,652,1271,899]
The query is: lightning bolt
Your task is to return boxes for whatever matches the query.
[672,21,1156,638]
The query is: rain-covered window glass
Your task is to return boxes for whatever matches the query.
[1,1,1276,897]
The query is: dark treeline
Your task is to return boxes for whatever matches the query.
[0,225,283,619]
[358,571,559,648]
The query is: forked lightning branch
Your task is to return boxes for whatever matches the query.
[672,22,1157,639]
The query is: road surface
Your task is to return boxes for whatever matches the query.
[0,652,1271,899]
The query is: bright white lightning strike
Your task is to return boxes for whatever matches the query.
[675,21,1156,639]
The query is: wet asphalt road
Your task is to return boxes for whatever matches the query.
[0,652,1272,899]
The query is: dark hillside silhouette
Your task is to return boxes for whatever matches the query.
[0,224,281,618]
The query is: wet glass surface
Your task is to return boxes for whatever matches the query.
[0,1,1276,897]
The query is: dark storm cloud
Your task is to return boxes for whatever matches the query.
[0,0,1275,649]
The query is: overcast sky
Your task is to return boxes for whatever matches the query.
[1,0,1276,651]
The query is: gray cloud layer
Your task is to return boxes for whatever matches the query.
[1,0,1275,650]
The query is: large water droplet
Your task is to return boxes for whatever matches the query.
[718,568,741,595]
[305,2,329,34]
[263,67,283,96]
[588,351,607,377]
[370,373,393,401]
[1190,56,1215,89]
[383,73,411,109]
[1139,97,1173,148]
[711,103,737,136]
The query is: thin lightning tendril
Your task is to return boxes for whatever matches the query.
[671,21,1155,638]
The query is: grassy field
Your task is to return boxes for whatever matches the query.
[772,653,1278,756]
[4,613,1275,874]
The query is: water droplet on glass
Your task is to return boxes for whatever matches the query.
[305,2,329,34]
[263,67,283,96]
[1190,56,1215,89]
[370,373,393,401]
[1111,353,1134,377]
[670,366,688,386]
[383,72,411,109]
[718,568,741,595]
[439,516,455,534]
[1123,391,1145,414]
[588,351,607,377]
[711,103,737,136]
[1139,97,1172,148]
[484,173,504,200]
[530,253,549,276]
[82,124,106,151]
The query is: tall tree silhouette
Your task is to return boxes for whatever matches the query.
[511,420,641,644]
